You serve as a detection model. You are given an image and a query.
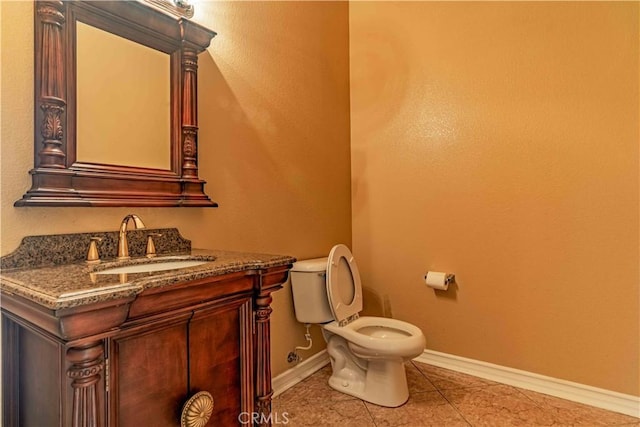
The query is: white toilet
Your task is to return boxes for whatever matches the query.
[290,244,426,407]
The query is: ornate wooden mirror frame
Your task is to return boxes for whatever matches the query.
[15,0,218,207]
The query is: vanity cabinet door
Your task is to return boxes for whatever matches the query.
[188,297,254,426]
[110,318,190,426]
[110,296,254,427]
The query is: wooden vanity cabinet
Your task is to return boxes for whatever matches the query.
[1,266,288,427]
[112,295,253,426]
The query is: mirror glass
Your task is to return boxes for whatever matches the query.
[76,21,171,170]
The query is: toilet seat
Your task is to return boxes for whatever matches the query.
[324,316,426,357]
[326,244,363,325]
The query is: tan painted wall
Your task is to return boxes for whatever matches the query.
[350,1,639,395]
[0,1,351,376]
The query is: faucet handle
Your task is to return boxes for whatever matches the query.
[146,233,162,258]
[86,237,103,264]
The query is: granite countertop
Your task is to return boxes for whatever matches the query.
[0,249,295,310]
[0,229,295,310]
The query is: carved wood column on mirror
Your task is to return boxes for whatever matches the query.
[181,47,199,179]
[36,0,67,169]
[177,19,216,206]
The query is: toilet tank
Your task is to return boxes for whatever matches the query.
[290,257,334,324]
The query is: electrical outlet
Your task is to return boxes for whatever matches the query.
[287,352,299,363]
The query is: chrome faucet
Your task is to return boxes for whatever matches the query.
[117,214,146,260]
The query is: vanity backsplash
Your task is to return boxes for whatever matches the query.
[0,228,190,270]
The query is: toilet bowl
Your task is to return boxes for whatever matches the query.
[289,244,426,407]
[324,316,425,359]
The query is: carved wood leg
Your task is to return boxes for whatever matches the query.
[66,341,104,427]
[2,316,20,427]
[240,301,255,417]
[254,293,274,427]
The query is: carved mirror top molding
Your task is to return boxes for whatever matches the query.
[16,0,217,207]
[142,0,195,19]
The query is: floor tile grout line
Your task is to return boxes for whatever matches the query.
[411,360,475,426]
[362,401,379,427]
[512,384,548,409]
[434,386,475,427]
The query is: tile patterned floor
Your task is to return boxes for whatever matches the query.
[272,361,640,426]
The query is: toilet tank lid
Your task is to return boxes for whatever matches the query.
[291,257,328,272]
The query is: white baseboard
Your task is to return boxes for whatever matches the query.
[272,350,330,398]
[414,349,640,418]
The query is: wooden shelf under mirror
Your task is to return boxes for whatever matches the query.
[15,0,218,207]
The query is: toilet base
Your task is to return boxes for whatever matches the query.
[325,333,410,407]
[328,358,409,407]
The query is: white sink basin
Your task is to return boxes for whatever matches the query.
[96,260,208,275]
